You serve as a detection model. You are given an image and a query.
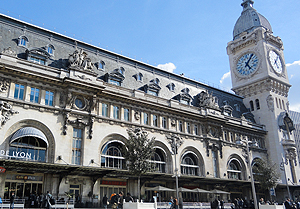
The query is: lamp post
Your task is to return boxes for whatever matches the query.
[167,134,183,207]
[237,139,258,209]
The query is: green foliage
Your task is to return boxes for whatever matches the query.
[252,158,280,192]
[123,128,155,176]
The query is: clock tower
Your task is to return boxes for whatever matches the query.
[227,0,300,195]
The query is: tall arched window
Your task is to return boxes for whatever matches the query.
[250,101,254,111]
[9,127,48,162]
[255,99,260,110]
[101,141,125,169]
[18,36,28,47]
[181,152,199,176]
[150,148,166,173]
[227,159,242,180]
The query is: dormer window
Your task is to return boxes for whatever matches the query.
[137,73,143,81]
[26,48,50,66]
[176,88,192,105]
[167,83,175,91]
[119,67,125,75]
[47,44,55,56]
[105,69,125,86]
[18,36,28,47]
[98,61,105,70]
[145,79,161,96]
[154,78,159,84]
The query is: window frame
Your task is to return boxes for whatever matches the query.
[72,128,83,165]
[45,91,54,106]
[14,83,25,100]
[30,87,40,103]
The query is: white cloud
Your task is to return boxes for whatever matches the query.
[157,62,176,73]
[220,71,231,84]
[286,60,300,67]
[289,103,300,112]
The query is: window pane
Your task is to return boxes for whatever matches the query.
[124,108,130,121]
[102,103,108,117]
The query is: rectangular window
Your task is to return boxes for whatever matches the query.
[162,117,167,129]
[144,113,149,125]
[102,103,108,117]
[30,57,45,65]
[14,84,25,100]
[179,121,183,132]
[186,122,191,134]
[224,131,228,141]
[212,150,219,178]
[30,87,40,103]
[194,125,199,135]
[45,91,54,106]
[230,132,234,142]
[148,90,158,96]
[153,115,158,127]
[124,108,130,121]
[113,106,120,119]
[72,128,82,165]
[108,79,121,86]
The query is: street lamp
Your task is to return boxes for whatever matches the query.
[236,139,258,209]
[167,134,183,206]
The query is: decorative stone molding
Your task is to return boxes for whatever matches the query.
[176,88,192,104]
[228,31,258,54]
[0,78,10,93]
[198,90,219,109]
[233,78,290,98]
[284,148,297,166]
[264,31,283,50]
[170,119,176,127]
[1,47,16,57]
[0,100,19,128]
[205,139,223,158]
[166,134,184,155]
[68,49,94,72]
[221,100,233,116]
[266,95,274,112]
[75,74,92,81]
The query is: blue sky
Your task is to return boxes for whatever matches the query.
[1,0,299,111]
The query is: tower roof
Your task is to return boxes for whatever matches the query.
[233,0,272,40]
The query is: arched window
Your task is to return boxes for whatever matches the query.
[99,61,105,70]
[181,152,199,176]
[119,67,125,75]
[47,44,55,55]
[101,141,125,169]
[9,127,48,162]
[18,36,28,47]
[150,148,166,173]
[137,73,143,81]
[227,159,242,180]
[250,101,254,111]
[275,98,279,108]
[255,99,260,110]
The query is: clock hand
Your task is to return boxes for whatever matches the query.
[245,54,253,69]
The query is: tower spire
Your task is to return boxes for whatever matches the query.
[241,0,254,11]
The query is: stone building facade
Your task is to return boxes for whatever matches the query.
[0,0,299,206]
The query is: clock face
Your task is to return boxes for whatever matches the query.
[269,50,283,74]
[236,53,259,76]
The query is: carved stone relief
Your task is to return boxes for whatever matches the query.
[134,111,140,120]
[166,134,184,155]
[198,90,219,109]
[266,95,274,112]
[1,47,16,57]
[68,49,95,72]
[0,100,19,128]
[170,119,176,127]
[0,78,10,93]
[284,148,297,166]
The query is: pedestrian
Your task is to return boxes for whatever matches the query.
[174,197,179,209]
[10,192,15,209]
[284,198,292,209]
[102,194,108,209]
[118,191,124,209]
[45,191,52,209]
[170,196,174,209]
[220,199,224,209]
[125,193,134,202]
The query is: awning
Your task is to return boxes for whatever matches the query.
[10,127,48,147]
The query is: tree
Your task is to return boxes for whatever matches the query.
[123,127,155,201]
[252,158,280,193]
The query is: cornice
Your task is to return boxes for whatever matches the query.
[233,77,291,98]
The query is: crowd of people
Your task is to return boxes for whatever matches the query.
[102,191,135,209]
